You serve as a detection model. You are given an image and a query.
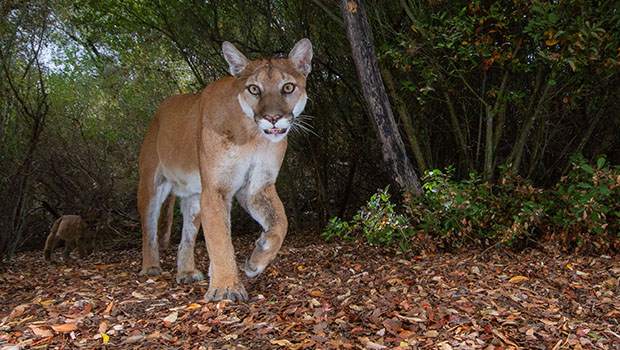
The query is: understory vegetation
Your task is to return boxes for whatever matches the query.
[324,156,620,254]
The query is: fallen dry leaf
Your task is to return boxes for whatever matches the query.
[27,325,53,337]
[123,334,145,343]
[270,338,297,348]
[8,304,28,318]
[359,337,387,349]
[102,300,114,315]
[51,323,78,333]
[508,275,530,283]
[97,321,108,334]
[162,311,178,323]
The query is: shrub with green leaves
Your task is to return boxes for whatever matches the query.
[406,166,546,249]
[323,186,415,252]
[547,155,620,248]
[325,156,619,254]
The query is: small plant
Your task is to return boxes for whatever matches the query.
[352,186,413,249]
[421,166,457,209]
[323,217,350,241]
[323,186,414,252]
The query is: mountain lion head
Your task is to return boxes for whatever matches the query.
[222,39,312,142]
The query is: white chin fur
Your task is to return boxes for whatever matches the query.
[264,132,287,143]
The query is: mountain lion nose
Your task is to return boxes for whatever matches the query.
[264,114,282,125]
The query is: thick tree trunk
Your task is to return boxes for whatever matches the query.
[339,0,422,196]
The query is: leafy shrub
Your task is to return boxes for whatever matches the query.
[407,166,546,249]
[323,186,415,252]
[325,156,619,254]
[546,155,620,249]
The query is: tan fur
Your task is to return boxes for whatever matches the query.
[138,39,312,302]
[44,215,96,262]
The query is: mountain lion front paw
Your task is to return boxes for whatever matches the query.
[205,283,248,302]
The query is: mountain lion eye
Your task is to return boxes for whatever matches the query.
[247,85,261,95]
[282,83,295,94]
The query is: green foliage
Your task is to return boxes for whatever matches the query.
[323,217,351,240]
[377,0,620,182]
[548,155,620,246]
[408,166,546,248]
[327,156,619,254]
[323,186,415,252]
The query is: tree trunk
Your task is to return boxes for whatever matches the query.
[339,0,422,196]
[483,70,509,182]
[509,80,551,174]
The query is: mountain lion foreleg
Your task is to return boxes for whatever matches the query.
[77,237,90,258]
[139,180,172,276]
[201,187,248,302]
[176,194,204,283]
[63,240,76,261]
[238,183,287,278]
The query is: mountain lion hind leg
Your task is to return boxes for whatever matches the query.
[175,194,204,283]
[138,175,172,277]
[157,193,175,250]
[44,218,62,261]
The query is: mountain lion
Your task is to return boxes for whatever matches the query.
[138,39,312,302]
[44,214,96,262]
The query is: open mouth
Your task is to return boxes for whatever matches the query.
[265,127,287,135]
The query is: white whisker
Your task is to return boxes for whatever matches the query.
[290,114,317,137]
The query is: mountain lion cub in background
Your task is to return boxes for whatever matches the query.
[138,39,312,302]
[44,214,96,262]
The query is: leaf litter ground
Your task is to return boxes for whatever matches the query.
[1,233,619,350]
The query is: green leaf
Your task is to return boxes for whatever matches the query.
[548,12,559,24]
[598,186,612,195]
[531,5,546,15]
[582,164,595,173]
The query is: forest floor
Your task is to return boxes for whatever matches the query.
[1,232,619,350]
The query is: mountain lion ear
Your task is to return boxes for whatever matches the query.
[222,41,250,78]
[288,38,313,77]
